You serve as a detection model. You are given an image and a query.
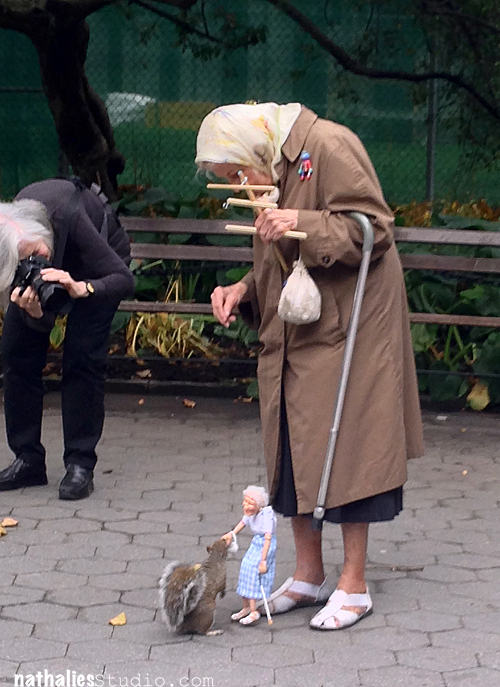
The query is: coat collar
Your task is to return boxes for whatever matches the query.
[281,106,318,163]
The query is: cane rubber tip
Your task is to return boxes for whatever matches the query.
[268,619,273,625]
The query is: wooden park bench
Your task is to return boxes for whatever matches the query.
[120,216,500,329]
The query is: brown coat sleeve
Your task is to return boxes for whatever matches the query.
[297,128,394,268]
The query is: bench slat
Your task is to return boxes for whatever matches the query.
[409,313,500,327]
[400,254,500,274]
[395,226,500,247]
[119,301,212,314]
[123,218,243,234]
[131,243,500,273]
[131,243,253,262]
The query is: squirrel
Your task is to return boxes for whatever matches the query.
[159,537,228,635]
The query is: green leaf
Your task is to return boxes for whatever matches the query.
[459,285,485,302]
[177,205,196,219]
[49,324,65,350]
[246,378,259,399]
[134,275,164,293]
[410,323,438,353]
[110,311,131,334]
[225,266,251,282]
[437,214,500,231]
[206,234,251,247]
[168,233,191,244]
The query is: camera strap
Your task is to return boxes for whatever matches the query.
[52,184,82,269]
[90,182,109,242]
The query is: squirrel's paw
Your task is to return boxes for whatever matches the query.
[205,629,224,636]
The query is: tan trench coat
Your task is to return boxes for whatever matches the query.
[240,107,424,514]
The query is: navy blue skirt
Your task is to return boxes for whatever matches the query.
[272,400,403,523]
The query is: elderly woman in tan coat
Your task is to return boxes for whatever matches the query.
[196,103,424,630]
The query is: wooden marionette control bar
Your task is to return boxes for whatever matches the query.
[224,197,278,210]
[206,183,276,192]
[225,224,307,241]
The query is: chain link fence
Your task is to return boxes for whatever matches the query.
[1,0,498,205]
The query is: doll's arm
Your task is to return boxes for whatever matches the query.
[222,519,245,544]
[258,532,272,574]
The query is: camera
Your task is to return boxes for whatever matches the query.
[12,256,73,314]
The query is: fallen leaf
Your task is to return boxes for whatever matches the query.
[462,470,468,476]
[0,526,7,537]
[242,397,253,403]
[460,428,467,433]
[135,369,152,379]
[138,398,145,405]
[109,612,127,626]
[467,381,490,411]
[182,399,196,408]
[1,517,18,527]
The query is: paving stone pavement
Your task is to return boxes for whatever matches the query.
[0,392,499,687]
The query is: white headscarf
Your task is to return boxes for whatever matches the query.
[195,102,302,182]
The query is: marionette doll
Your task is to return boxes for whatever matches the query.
[223,485,277,625]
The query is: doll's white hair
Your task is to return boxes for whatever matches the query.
[0,199,53,292]
[243,485,269,509]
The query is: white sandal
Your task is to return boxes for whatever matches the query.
[258,577,331,615]
[231,609,251,622]
[310,588,373,631]
[239,610,260,625]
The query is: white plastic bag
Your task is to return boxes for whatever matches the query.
[277,256,321,325]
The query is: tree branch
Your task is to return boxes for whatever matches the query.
[131,0,222,43]
[264,0,500,121]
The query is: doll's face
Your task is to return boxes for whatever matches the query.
[242,495,260,516]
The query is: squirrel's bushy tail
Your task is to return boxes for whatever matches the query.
[159,561,207,631]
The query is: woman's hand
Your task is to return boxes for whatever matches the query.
[254,208,299,244]
[258,560,267,574]
[10,286,43,319]
[40,268,88,299]
[211,281,248,328]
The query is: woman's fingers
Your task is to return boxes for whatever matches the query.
[211,287,236,327]
[10,286,43,318]
[210,284,246,327]
[255,209,299,243]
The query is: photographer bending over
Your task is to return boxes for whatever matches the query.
[0,178,134,500]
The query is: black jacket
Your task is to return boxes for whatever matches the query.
[16,178,134,303]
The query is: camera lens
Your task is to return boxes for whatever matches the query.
[38,282,73,314]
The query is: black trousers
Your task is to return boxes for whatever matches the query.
[1,298,118,471]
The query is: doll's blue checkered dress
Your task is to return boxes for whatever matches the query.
[236,506,277,599]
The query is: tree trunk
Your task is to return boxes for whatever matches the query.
[31,17,125,200]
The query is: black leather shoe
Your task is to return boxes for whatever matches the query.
[0,458,48,491]
[59,464,94,500]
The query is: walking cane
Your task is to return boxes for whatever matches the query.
[259,575,273,625]
[312,212,375,531]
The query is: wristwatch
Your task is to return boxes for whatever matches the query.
[85,281,95,296]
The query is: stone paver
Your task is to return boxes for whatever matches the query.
[0,394,498,687]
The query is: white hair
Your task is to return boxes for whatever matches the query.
[0,199,53,292]
[243,485,269,509]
